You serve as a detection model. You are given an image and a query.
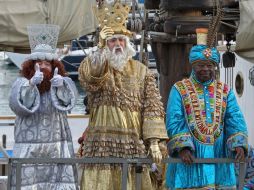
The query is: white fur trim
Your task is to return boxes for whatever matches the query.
[25,52,59,61]
[106,34,128,41]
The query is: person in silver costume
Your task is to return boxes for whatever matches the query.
[8,24,79,190]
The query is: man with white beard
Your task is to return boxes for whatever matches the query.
[77,2,167,189]
[104,34,135,71]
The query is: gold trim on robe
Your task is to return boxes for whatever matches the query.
[78,57,167,190]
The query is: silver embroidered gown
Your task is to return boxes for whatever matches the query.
[9,77,79,190]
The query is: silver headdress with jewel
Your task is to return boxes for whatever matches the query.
[26,24,60,61]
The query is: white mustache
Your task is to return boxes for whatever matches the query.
[113,46,123,54]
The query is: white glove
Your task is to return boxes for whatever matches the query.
[50,67,64,87]
[98,26,114,48]
[151,163,158,172]
[30,63,43,85]
[149,139,162,164]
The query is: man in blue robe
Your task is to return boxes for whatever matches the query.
[165,38,248,189]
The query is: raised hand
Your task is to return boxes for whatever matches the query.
[50,67,64,87]
[30,63,44,85]
[98,26,114,48]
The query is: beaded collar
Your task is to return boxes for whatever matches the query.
[175,77,229,144]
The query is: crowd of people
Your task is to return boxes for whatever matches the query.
[8,1,253,190]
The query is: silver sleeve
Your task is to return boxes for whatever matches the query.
[9,77,40,116]
[50,77,78,111]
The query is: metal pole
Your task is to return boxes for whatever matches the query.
[139,8,148,64]
[2,135,6,175]
[238,162,246,190]
[135,163,142,190]
[121,163,128,190]
[7,160,11,190]
[7,157,247,189]
[16,163,21,190]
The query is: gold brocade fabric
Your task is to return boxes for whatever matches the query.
[81,167,154,190]
[78,58,167,190]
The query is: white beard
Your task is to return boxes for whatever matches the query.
[105,46,129,72]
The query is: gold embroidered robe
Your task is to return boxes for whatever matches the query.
[78,57,167,190]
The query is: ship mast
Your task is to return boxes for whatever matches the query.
[144,0,239,108]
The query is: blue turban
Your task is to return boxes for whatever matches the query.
[189,45,220,65]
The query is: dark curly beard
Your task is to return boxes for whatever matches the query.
[37,68,53,94]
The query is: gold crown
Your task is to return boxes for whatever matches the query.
[93,1,132,36]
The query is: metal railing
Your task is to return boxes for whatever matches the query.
[0,121,248,190]
[1,156,247,190]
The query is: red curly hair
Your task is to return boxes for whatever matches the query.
[21,59,67,94]
[21,59,67,79]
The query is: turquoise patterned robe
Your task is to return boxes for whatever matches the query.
[165,75,248,190]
